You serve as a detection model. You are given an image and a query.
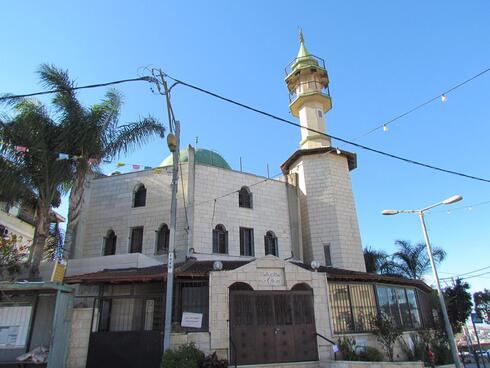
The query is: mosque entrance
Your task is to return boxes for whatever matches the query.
[229,287,318,365]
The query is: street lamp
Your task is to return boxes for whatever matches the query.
[382,195,463,368]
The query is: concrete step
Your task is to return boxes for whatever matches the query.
[230,361,320,368]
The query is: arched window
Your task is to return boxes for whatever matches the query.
[212,224,228,254]
[238,186,253,208]
[103,230,117,256]
[156,224,170,255]
[133,184,147,207]
[264,230,278,256]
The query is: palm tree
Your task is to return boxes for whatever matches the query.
[363,246,397,274]
[37,65,165,258]
[392,239,446,279]
[0,99,73,277]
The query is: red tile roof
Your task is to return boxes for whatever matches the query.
[64,259,432,292]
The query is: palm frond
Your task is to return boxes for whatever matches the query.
[102,116,165,160]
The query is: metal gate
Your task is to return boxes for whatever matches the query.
[47,289,74,367]
[86,295,164,368]
[229,290,318,365]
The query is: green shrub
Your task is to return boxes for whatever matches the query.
[162,343,205,368]
[358,346,384,362]
[337,336,359,361]
[200,352,228,368]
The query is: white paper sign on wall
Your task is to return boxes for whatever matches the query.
[181,312,203,328]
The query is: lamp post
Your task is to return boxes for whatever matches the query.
[382,195,463,368]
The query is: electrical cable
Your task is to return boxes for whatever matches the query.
[440,266,490,280]
[0,77,153,101]
[162,73,490,184]
[358,67,490,137]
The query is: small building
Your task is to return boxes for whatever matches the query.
[62,34,435,368]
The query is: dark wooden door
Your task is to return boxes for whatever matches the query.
[229,290,318,365]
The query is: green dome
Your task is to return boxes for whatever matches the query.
[160,148,231,170]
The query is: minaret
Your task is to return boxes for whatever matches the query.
[282,32,366,272]
[285,30,332,149]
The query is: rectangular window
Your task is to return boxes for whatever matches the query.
[239,227,254,256]
[0,305,33,348]
[328,283,376,333]
[130,227,144,253]
[324,244,332,266]
[375,285,422,329]
[171,280,209,331]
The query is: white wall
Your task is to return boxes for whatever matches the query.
[192,165,294,260]
[76,166,189,261]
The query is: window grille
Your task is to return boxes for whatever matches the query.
[240,227,254,256]
[264,231,278,256]
[238,186,253,208]
[328,283,377,333]
[212,224,228,254]
[324,244,332,266]
[130,227,144,253]
[133,185,147,207]
[103,230,117,256]
[156,224,169,255]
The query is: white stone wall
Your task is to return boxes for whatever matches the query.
[193,165,294,260]
[66,308,93,368]
[75,166,189,262]
[209,256,333,362]
[290,152,365,272]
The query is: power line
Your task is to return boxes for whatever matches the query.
[0,76,153,101]
[440,266,490,280]
[430,199,490,214]
[162,73,490,184]
[359,67,490,137]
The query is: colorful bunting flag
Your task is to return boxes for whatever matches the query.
[88,158,98,165]
[144,166,152,170]
[153,168,162,174]
[116,162,126,167]
[57,153,70,160]
[15,146,28,152]
[132,164,141,170]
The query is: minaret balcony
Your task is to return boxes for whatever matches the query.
[289,91,332,116]
[285,54,329,91]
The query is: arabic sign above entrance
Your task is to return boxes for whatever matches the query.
[257,268,285,287]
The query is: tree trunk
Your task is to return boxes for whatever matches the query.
[28,201,50,279]
[63,170,88,259]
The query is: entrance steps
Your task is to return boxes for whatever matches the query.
[231,361,320,368]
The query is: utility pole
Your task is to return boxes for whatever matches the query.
[151,69,180,353]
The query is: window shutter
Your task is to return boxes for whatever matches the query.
[212,230,218,253]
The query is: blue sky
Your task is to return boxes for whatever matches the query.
[1,1,489,293]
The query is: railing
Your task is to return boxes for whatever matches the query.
[288,81,331,103]
[285,54,327,76]
[315,332,337,361]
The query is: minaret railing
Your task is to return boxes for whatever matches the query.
[284,54,326,76]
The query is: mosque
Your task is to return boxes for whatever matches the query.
[62,35,435,368]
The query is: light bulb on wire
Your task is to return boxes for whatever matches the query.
[383,124,389,132]
[441,94,448,103]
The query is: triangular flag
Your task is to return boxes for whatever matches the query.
[144,166,152,170]
[132,164,141,170]
[103,159,112,164]
[116,162,126,167]
[57,153,70,160]
[15,146,28,152]
[153,168,162,174]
